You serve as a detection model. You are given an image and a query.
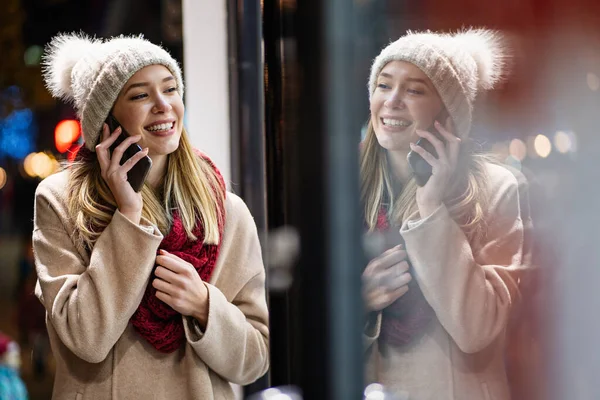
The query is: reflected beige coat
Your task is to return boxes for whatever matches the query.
[33,170,269,400]
[365,163,531,400]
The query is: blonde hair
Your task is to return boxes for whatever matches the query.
[67,128,226,250]
[360,119,494,242]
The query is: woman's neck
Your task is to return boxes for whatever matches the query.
[386,149,412,186]
[146,154,167,189]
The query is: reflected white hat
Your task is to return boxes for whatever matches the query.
[368,28,509,138]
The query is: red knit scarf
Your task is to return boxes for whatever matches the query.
[130,153,226,353]
[374,207,435,347]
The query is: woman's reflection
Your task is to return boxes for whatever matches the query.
[361,29,529,400]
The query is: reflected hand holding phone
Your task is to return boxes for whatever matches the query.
[105,114,152,192]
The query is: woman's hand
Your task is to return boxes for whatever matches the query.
[362,245,412,312]
[95,123,149,224]
[409,118,461,218]
[153,250,209,329]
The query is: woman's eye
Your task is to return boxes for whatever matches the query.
[130,93,147,100]
[407,88,424,95]
[377,83,390,89]
[165,87,177,93]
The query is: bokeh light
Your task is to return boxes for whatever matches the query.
[55,120,81,153]
[587,72,600,91]
[23,153,36,178]
[554,130,577,154]
[509,139,527,161]
[0,167,6,190]
[0,108,36,160]
[534,134,552,158]
[554,131,570,153]
[24,45,43,66]
[23,152,59,179]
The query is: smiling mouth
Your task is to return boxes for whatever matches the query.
[145,122,175,133]
[381,118,413,128]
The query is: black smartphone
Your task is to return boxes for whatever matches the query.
[105,114,152,192]
[407,126,446,187]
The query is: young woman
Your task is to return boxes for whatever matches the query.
[361,29,529,400]
[34,33,269,399]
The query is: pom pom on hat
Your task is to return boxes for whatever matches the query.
[41,33,102,102]
[453,28,509,90]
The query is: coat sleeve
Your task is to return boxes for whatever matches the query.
[182,195,269,385]
[400,167,528,354]
[33,177,163,363]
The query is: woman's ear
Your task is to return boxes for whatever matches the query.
[435,108,449,123]
[434,109,456,136]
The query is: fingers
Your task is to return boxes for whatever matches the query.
[415,128,447,163]
[378,246,406,266]
[365,261,411,292]
[415,129,446,159]
[120,147,149,174]
[154,289,174,305]
[435,119,458,143]
[159,249,179,260]
[153,256,195,295]
[386,285,409,302]
[383,271,412,292]
[97,123,123,151]
[109,134,142,170]
[96,123,145,177]
[390,260,410,279]
[152,276,174,295]
[96,124,121,172]
[156,250,193,275]
[436,119,461,166]
[364,245,406,276]
[102,122,118,143]
[365,280,410,312]
[409,141,438,167]
[377,243,403,258]
[154,265,180,285]
[156,255,184,273]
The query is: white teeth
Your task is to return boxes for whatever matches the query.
[382,118,411,127]
[146,122,174,132]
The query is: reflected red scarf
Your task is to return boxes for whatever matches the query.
[375,207,435,347]
[130,153,226,353]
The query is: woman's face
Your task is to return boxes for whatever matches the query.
[370,61,445,152]
[112,65,184,159]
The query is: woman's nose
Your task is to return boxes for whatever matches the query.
[384,90,405,109]
[152,96,173,113]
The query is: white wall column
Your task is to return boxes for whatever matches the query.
[182,0,231,185]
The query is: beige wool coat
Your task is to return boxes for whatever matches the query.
[33,170,269,399]
[365,163,531,400]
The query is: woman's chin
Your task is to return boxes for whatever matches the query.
[147,139,181,157]
[376,138,411,152]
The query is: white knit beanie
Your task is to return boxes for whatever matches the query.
[42,33,184,151]
[368,28,509,139]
